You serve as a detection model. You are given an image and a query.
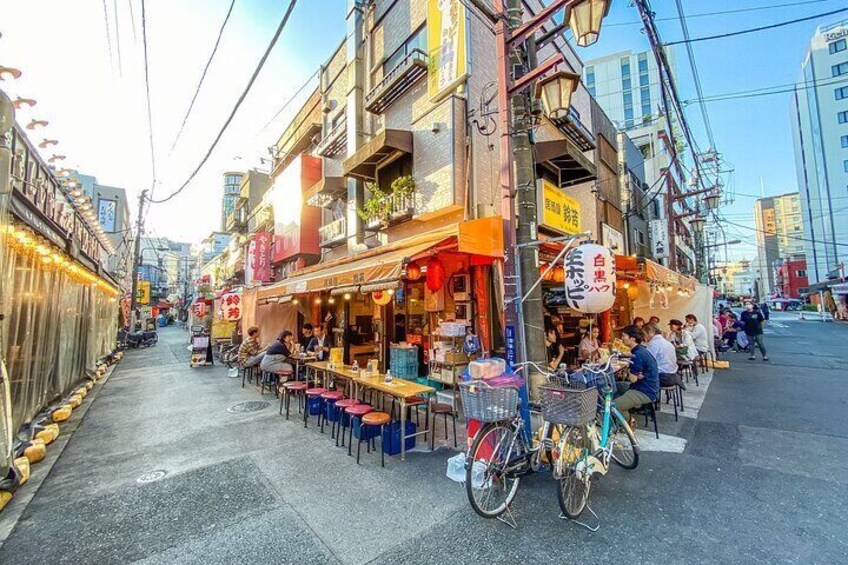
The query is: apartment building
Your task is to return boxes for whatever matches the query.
[754,192,805,295]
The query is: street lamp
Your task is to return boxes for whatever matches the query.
[535,71,580,120]
[689,215,706,234]
[704,192,721,210]
[568,0,611,47]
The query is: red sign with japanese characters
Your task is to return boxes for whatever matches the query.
[220,291,242,321]
[252,232,272,282]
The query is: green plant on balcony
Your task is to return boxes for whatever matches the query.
[357,175,415,226]
[389,174,414,199]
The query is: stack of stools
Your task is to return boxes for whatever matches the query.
[303,387,327,428]
[430,402,458,450]
[281,380,308,419]
[319,390,345,435]
[333,399,360,447]
[358,411,390,466]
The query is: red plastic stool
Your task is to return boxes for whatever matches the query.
[359,411,390,467]
[334,399,359,447]
[345,404,374,457]
[303,388,327,428]
[281,381,308,420]
[320,390,345,435]
[265,368,293,396]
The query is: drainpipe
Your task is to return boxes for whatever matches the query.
[346,0,366,252]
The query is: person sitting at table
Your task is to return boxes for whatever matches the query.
[237,326,266,377]
[307,324,331,360]
[633,317,645,329]
[546,328,566,370]
[579,325,601,363]
[299,323,314,351]
[648,315,660,326]
[260,330,295,379]
[614,325,659,415]
[644,323,685,389]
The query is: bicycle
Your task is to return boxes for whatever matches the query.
[549,355,639,529]
[460,363,564,526]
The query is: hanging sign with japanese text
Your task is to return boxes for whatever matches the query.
[649,219,669,260]
[252,232,272,282]
[538,179,581,235]
[427,0,469,102]
[564,243,616,314]
[219,291,242,322]
[137,281,151,305]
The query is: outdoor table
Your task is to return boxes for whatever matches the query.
[306,361,359,396]
[291,353,317,384]
[354,374,435,461]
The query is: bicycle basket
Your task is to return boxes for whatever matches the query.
[459,382,520,423]
[538,385,598,426]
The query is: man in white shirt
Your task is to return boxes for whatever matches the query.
[644,323,683,388]
[685,314,709,354]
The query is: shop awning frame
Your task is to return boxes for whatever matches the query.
[342,129,413,181]
[535,137,598,188]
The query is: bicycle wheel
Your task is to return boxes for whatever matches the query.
[556,426,591,520]
[609,410,639,470]
[466,422,521,519]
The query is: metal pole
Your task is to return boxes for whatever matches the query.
[129,189,147,330]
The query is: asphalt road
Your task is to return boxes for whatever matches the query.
[0,317,845,564]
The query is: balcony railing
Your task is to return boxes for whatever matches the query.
[365,49,428,115]
[364,191,415,230]
[316,114,347,158]
[226,209,247,232]
[550,107,597,152]
[319,217,347,248]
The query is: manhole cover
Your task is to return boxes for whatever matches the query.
[227,400,271,414]
[137,470,167,484]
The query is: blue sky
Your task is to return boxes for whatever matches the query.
[581,0,847,260]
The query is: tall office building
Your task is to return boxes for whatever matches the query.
[754,192,805,295]
[791,19,848,285]
[221,171,244,232]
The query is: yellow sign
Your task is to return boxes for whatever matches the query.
[137,280,151,305]
[427,0,469,102]
[539,180,581,235]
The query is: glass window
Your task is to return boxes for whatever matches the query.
[837,86,848,100]
[840,111,848,124]
[622,76,631,90]
[383,25,427,74]
[620,58,631,76]
[844,159,848,173]
[830,39,847,54]
[833,62,848,77]
[623,92,633,106]
[638,54,648,73]
[842,135,848,148]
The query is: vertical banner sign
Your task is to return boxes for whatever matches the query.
[136,281,151,305]
[253,232,272,282]
[97,198,117,232]
[427,0,469,102]
[505,325,516,367]
[649,219,669,260]
[220,291,242,322]
[244,238,256,286]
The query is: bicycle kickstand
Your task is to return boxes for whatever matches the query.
[559,504,600,533]
[496,504,518,530]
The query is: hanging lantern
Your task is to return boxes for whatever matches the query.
[539,264,555,281]
[564,243,616,314]
[552,266,565,283]
[627,284,640,301]
[372,291,392,306]
[406,261,422,281]
[425,257,446,292]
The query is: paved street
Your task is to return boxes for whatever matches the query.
[1,318,846,564]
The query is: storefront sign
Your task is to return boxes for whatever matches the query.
[252,232,272,282]
[649,219,669,260]
[271,155,321,262]
[427,0,469,102]
[220,291,242,321]
[98,198,117,232]
[137,281,151,305]
[601,223,625,254]
[505,325,516,367]
[538,179,581,235]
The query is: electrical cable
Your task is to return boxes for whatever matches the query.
[674,0,716,151]
[605,0,835,28]
[128,0,138,43]
[102,0,114,70]
[113,0,123,76]
[148,0,300,205]
[141,0,156,191]
[169,0,238,155]
[724,218,848,248]
[663,7,848,46]
[254,68,318,137]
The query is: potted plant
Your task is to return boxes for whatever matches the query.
[358,183,391,228]
[388,174,415,218]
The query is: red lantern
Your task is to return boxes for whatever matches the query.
[425,257,446,292]
[540,264,555,281]
[552,266,565,283]
[406,261,422,281]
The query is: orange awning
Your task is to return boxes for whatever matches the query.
[458,215,504,258]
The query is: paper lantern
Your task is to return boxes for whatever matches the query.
[552,266,565,283]
[372,291,392,306]
[425,257,446,292]
[539,265,554,282]
[627,284,640,300]
[406,261,422,281]
[564,243,616,314]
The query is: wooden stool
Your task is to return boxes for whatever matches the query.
[358,412,390,467]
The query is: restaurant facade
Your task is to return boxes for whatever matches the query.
[0,96,120,475]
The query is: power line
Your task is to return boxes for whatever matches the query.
[113,0,123,76]
[169,0,238,155]
[128,0,137,43]
[674,0,716,151]
[149,0,300,205]
[102,0,114,70]
[255,69,318,138]
[724,218,848,248]
[141,0,156,190]
[663,7,848,46]
[606,0,835,28]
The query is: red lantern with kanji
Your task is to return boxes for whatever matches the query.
[425,257,446,292]
[406,261,422,281]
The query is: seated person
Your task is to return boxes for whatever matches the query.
[237,326,266,369]
[644,323,684,388]
[578,325,601,363]
[299,323,314,351]
[260,330,295,376]
[614,325,659,414]
[307,324,332,360]
[546,328,566,370]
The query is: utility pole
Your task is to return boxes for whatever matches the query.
[129,189,147,330]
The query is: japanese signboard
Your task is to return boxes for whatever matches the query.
[271,155,321,262]
[427,0,469,102]
[538,179,581,235]
[601,223,625,255]
[219,291,242,322]
[564,243,616,314]
[98,198,117,232]
[137,281,151,305]
[649,219,669,260]
[252,232,272,282]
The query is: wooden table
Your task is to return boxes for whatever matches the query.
[307,362,435,461]
[306,361,359,396]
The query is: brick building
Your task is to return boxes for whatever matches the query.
[774,254,809,299]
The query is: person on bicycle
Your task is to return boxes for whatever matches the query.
[614,325,659,414]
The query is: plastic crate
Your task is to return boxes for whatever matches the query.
[307,396,322,416]
[353,417,381,441]
[382,420,416,455]
[390,345,419,379]
[416,377,443,392]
